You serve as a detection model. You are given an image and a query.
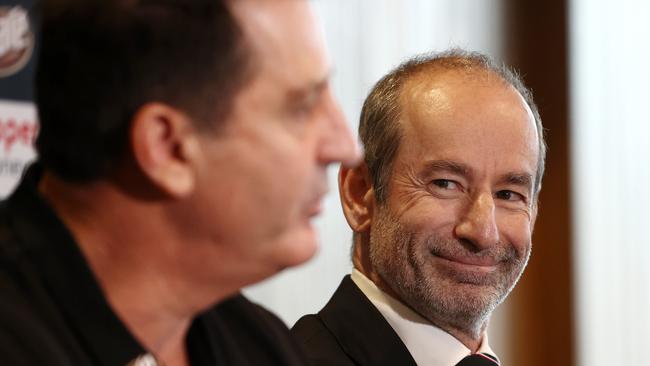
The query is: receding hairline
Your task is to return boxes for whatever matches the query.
[394,63,543,195]
[358,49,546,212]
[400,63,522,103]
[399,66,538,130]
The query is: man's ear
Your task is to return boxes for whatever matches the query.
[339,163,375,233]
[130,103,200,198]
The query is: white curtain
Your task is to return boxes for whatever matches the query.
[244,0,507,347]
[570,1,650,365]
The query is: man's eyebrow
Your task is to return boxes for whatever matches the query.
[422,160,471,176]
[499,172,534,191]
[285,74,331,102]
[423,161,535,191]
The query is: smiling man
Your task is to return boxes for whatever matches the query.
[0,0,358,365]
[292,50,546,366]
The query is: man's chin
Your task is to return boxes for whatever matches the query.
[272,224,320,269]
[445,287,503,318]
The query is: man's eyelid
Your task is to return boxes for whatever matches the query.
[496,189,528,203]
[287,95,321,121]
[431,178,463,191]
[498,172,534,198]
[287,81,326,109]
[432,171,467,183]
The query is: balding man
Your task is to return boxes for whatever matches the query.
[293,50,545,366]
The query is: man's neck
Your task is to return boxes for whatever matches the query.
[37,172,226,364]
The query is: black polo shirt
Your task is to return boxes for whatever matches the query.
[0,165,307,365]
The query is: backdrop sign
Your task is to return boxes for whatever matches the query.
[0,0,36,197]
[0,99,36,194]
[0,5,34,78]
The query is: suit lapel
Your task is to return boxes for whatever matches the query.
[318,276,417,366]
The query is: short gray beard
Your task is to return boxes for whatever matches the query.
[369,209,530,338]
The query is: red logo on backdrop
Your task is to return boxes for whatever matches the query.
[0,101,37,193]
[0,6,34,78]
[0,116,38,152]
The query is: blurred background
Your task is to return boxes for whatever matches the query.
[1,0,649,365]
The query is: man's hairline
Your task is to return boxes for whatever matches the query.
[384,68,544,201]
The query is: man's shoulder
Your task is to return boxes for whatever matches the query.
[292,313,326,342]
[0,196,23,259]
[0,199,88,365]
[291,275,417,366]
[292,313,357,366]
[290,276,370,366]
[0,223,77,365]
[198,294,307,365]
[209,293,292,338]
[0,279,74,365]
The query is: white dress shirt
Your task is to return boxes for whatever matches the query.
[350,269,499,366]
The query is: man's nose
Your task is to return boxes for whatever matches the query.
[318,92,362,168]
[454,192,500,249]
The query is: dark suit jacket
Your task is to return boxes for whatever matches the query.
[292,275,417,366]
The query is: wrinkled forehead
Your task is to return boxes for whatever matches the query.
[396,69,540,173]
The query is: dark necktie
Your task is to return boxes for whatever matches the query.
[455,353,499,366]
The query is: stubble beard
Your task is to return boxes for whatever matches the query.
[368,209,530,339]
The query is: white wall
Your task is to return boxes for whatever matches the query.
[570,1,650,365]
[245,0,507,334]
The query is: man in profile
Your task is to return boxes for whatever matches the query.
[0,0,359,365]
[293,50,546,366]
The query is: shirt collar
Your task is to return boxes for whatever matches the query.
[350,269,499,366]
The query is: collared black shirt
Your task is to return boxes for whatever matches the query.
[0,165,307,366]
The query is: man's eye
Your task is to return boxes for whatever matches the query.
[292,103,312,118]
[431,179,458,190]
[291,94,320,119]
[495,190,524,202]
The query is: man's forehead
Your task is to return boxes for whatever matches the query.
[231,0,330,88]
[231,0,322,56]
[394,70,539,175]
[402,68,511,102]
[400,69,535,132]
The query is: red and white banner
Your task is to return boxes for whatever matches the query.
[0,99,36,195]
[0,0,37,197]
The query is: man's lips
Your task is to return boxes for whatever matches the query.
[305,190,328,218]
[306,200,323,217]
[432,252,501,270]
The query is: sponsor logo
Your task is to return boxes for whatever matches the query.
[0,101,37,195]
[0,6,34,77]
[0,116,38,152]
